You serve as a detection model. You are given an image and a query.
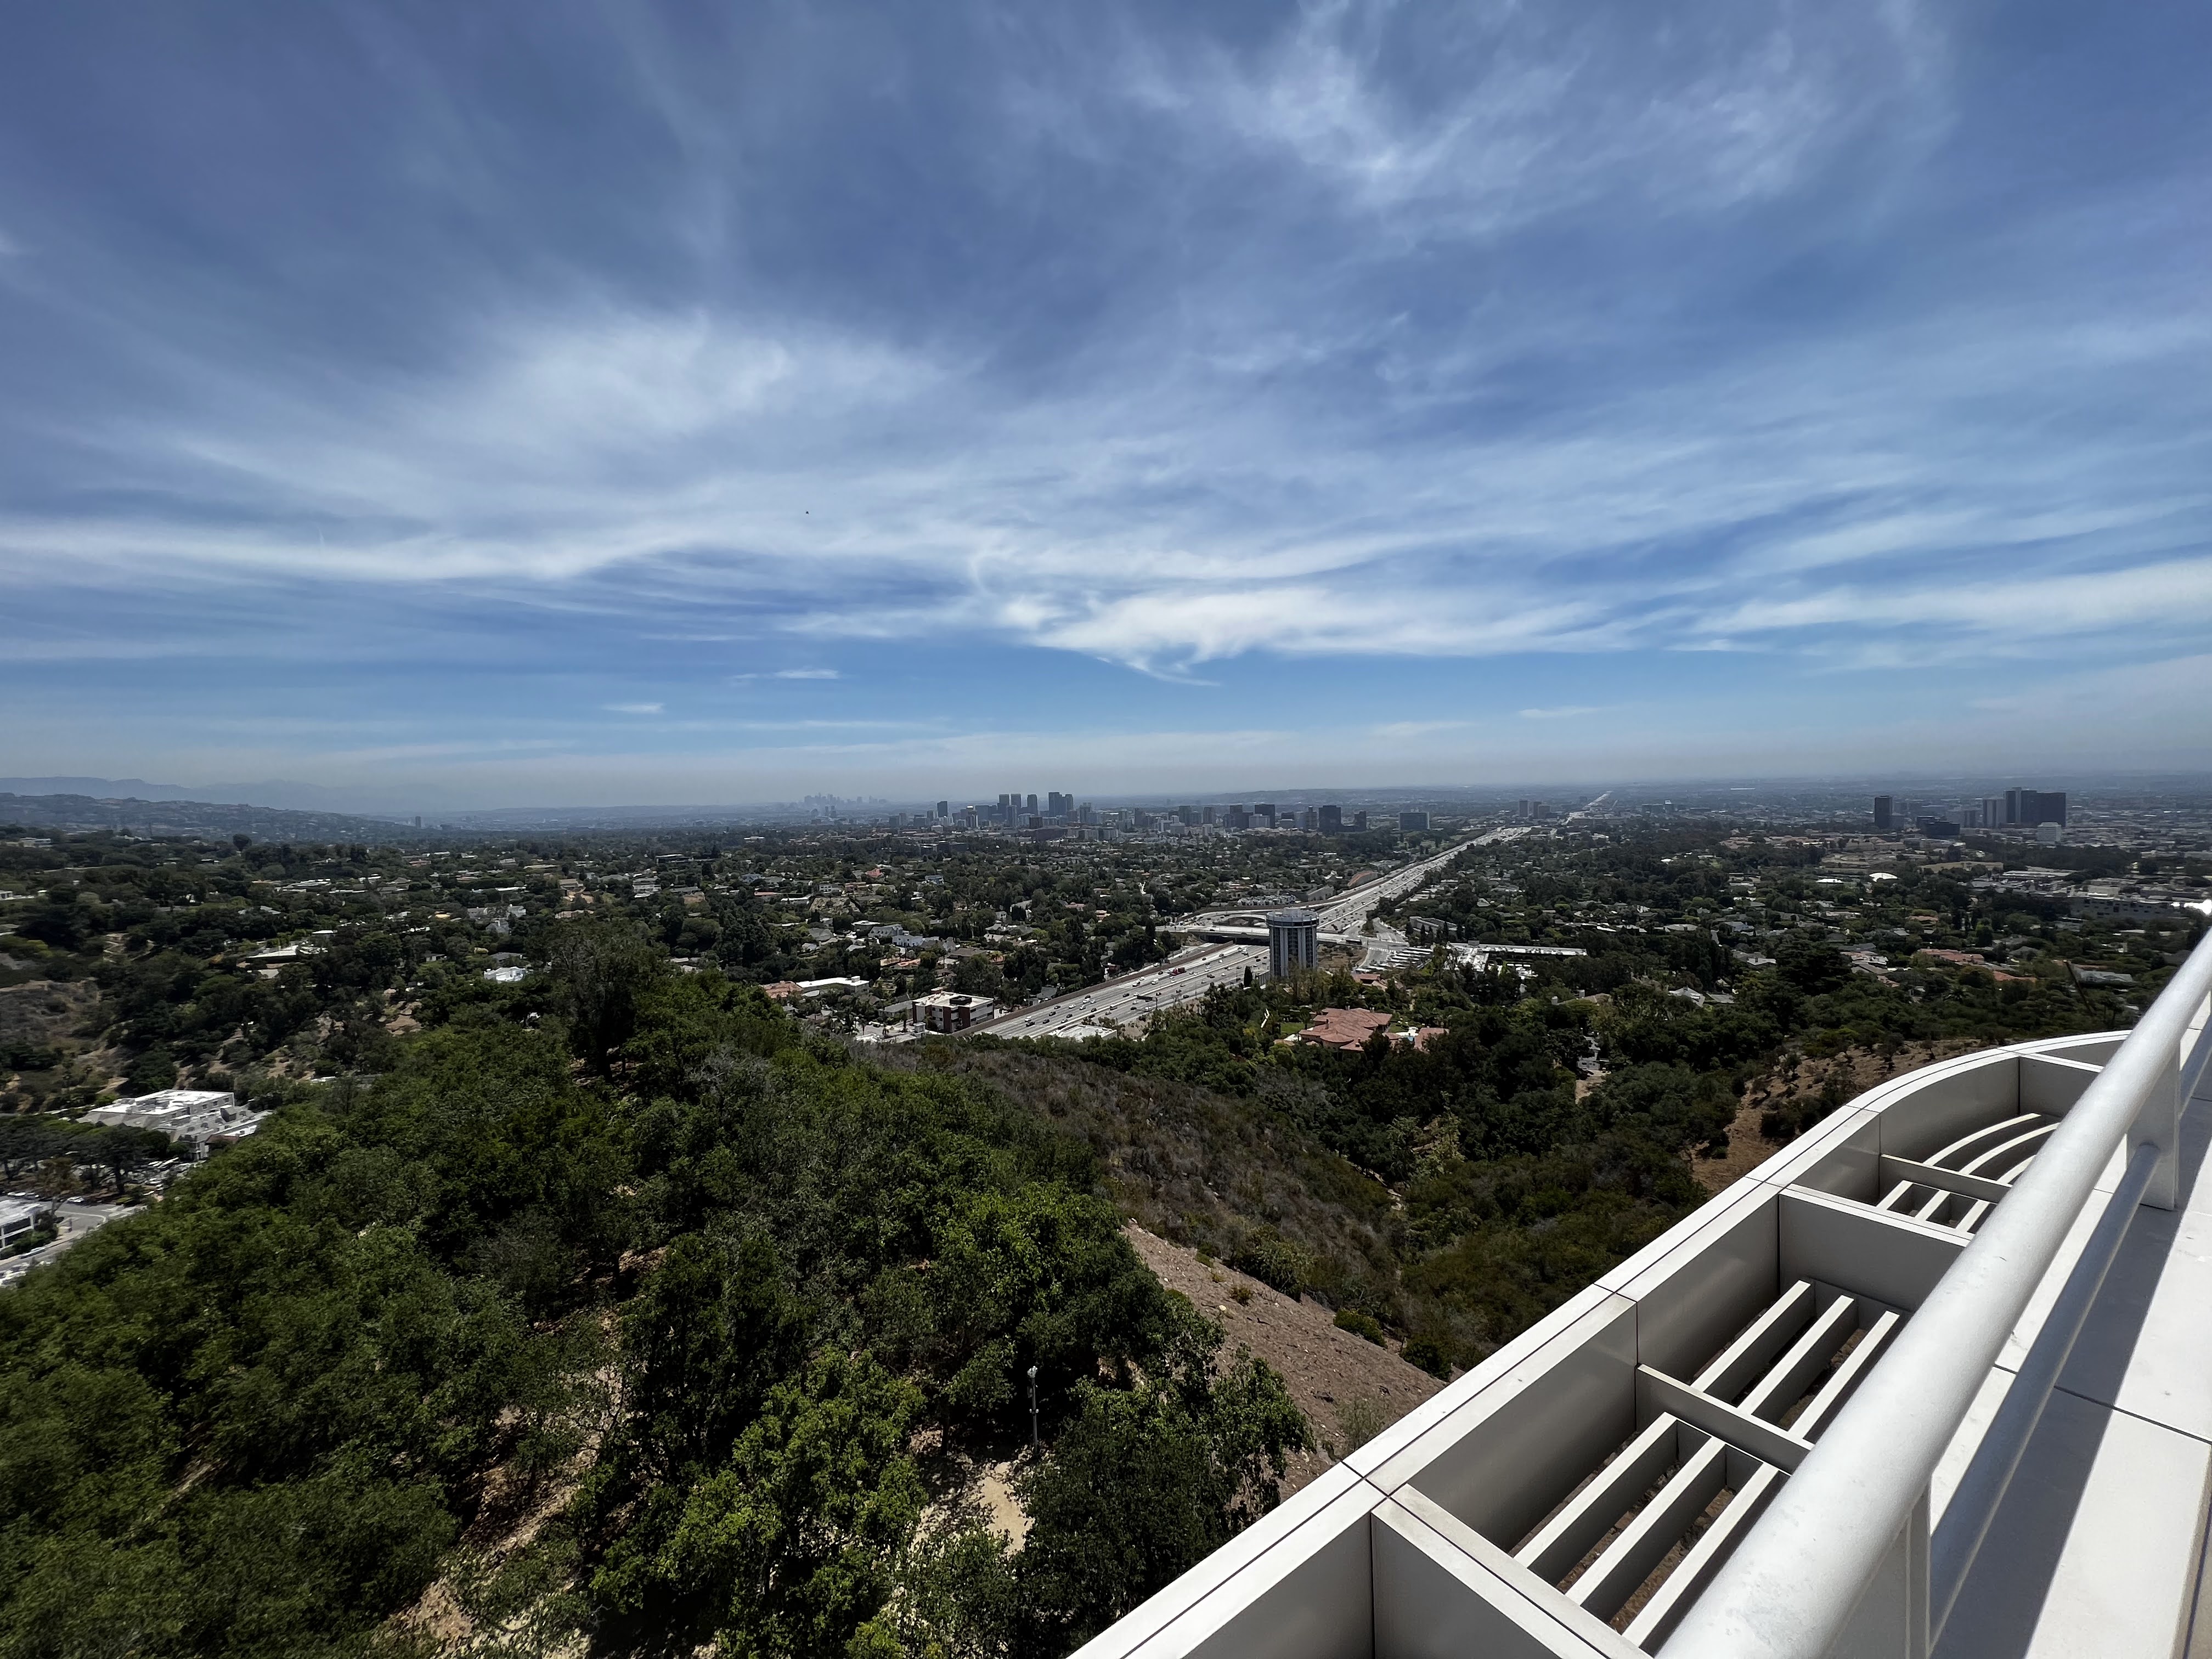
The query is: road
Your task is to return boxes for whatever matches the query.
[1314,825,1525,933]
[966,940,1266,1039]
[968,824,1530,1039]
[0,1199,140,1287]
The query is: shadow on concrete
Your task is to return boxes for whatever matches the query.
[1934,1081,2212,1659]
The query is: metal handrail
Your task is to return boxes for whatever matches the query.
[1927,1137,2159,1637]
[1663,924,2212,1659]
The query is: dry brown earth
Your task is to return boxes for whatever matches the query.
[1124,1222,1443,1494]
[1694,1037,1993,1194]
[0,979,97,1048]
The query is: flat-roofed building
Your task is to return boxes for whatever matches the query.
[912,990,998,1034]
[0,1200,50,1248]
[83,1088,262,1154]
[1267,908,1319,979]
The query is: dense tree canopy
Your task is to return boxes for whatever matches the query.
[0,954,1305,1658]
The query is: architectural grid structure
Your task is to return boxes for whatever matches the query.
[1075,926,2212,1659]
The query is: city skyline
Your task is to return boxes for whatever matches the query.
[3,3,2209,804]
[0,766,2137,832]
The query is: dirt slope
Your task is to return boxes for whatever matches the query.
[1124,1223,1443,1495]
[0,979,97,1047]
[1694,1037,1993,1194]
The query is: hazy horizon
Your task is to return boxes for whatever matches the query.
[7,766,2207,823]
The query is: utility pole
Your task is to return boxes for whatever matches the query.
[1028,1364,1040,1449]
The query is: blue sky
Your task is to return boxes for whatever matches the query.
[1,2,2207,809]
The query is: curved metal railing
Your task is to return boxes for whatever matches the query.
[1662,923,2212,1659]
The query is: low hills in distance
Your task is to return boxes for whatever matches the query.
[0,791,424,845]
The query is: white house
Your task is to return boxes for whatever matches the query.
[83,1090,264,1154]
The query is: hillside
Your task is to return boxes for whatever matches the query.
[0,961,1313,1659]
[0,791,422,843]
[884,1044,1403,1319]
[1122,1224,1441,1493]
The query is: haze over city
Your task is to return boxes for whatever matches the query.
[6,11,2212,1654]
[3,2,2209,806]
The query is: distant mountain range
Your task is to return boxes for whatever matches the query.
[0,777,873,836]
[0,776,422,815]
[0,790,426,843]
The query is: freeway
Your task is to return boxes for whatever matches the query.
[967,823,1530,1040]
[1313,823,1525,932]
[1174,826,1525,939]
[964,940,1265,1040]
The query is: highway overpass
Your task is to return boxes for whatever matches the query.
[969,826,1523,1040]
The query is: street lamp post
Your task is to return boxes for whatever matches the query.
[1028,1364,1040,1449]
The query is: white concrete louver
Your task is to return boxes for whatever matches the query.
[1070,965,2212,1659]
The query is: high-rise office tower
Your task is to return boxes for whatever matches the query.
[1874,795,1893,832]
[935,800,950,819]
[1319,804,1343,835]
[1267,909,1319,979]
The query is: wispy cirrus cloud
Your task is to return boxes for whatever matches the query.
[0,0,2206,797]
[1110,0,1949,229]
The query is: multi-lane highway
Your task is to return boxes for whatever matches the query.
[966,823,1528,1040]
[1316,824,1523,931]
[964,940,1266,1039]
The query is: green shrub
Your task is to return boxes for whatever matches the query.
[1401,1332,1453,1379]
[1229,1228,1307,1297]
[1336,1396,1386,1452]
[1332,1308,1385,1346]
